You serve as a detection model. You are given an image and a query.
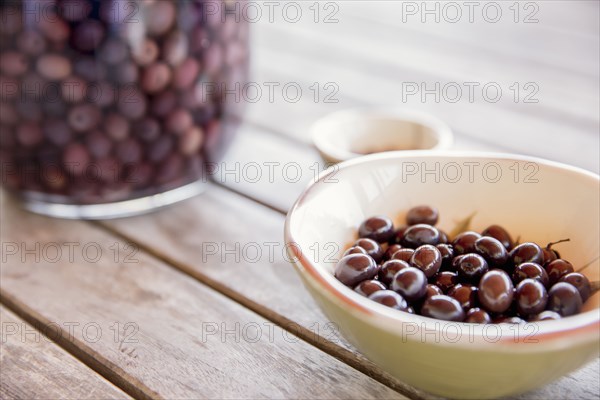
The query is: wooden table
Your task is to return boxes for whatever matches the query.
[1,2,599,399]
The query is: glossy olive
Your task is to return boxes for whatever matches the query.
[559,272,591,302]
[547,282,583,317]
[359,216,395,243]
[433,271,459,293]
[368,290,408,310]
[355,238,385,263]
[378,260,410,286]
[456,254,489,281]
[450,254,465,272]
[465,308,491,324]
[545,259,574,285]
[478,270,514,313]
[343,246,367,257]
[481,225,513,250]
[334,254,378,287]
[474,236,508,267]
[421,295,465,322]
[451,231,481,255]
[494,316,526,324]
[391,267,428,302]
[406,205,439,226]
[509,242,544,266]
[449,284,478,310]
[512,262,549,287]
[528,310,562,321]
[515,279,548,315]
[401,224,441,248]
[542,247,560,265]
[541,239,569,265]
[354,280,386,297]
[410,244,442,278]
[394,225,408,244]
[438,230,449,244]
[391,248,415,263]
[384,244,403,260]
[436,243,454,270]
[425,284,443,298]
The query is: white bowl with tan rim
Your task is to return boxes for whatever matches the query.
[311,108,454,164]
[284,151,600,399]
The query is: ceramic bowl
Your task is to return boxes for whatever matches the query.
[284,151,599,399]
[311,108,453,164]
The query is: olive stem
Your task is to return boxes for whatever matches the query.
[577,256,599,272]
[546,238,571,248]
[590,280,600,295]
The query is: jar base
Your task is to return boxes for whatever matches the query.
[14,180,207,220]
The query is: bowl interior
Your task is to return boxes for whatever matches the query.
[335,117,441,153]
[289,152,600,319]
[312,110,453,162]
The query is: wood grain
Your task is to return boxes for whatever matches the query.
[238,67,512,155]
[263,3,599,123]
[237,64,503,139]
[0,193,407,400]
[345,1,600,75]
[0,306,130,400]
[1,3,598,400]
[245,12,599,172]
[99,182,434,400]
[217,121,323,212]
[213,2,598,212]
[510,357,600,400]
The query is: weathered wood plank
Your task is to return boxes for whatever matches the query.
[257,3,599,123]
[99,182,434,400]
[219,120,498,213]
[246,15,599,172]
[237,66,507,151]
[510,357,600,400]
[0,306,130,400]
[217,122,322,212]
[234,66,351,145]
[0,193,408,400]
[344,1,600,75]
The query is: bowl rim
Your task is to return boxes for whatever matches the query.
[311,107,454,163]
[284,150,600,348]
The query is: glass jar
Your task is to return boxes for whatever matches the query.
[0,0,249,218]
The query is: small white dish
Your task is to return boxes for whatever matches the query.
[311,108,454,163]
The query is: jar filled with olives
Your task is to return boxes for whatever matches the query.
[0,0,249,218]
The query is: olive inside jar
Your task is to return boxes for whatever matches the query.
[0,0,249,218]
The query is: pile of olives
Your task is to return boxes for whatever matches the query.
[334,206,593,323]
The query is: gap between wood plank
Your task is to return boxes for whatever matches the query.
[0,290,160,400]
[91,216,432,400]
[214,169,289,214]
[0,305,131,400]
